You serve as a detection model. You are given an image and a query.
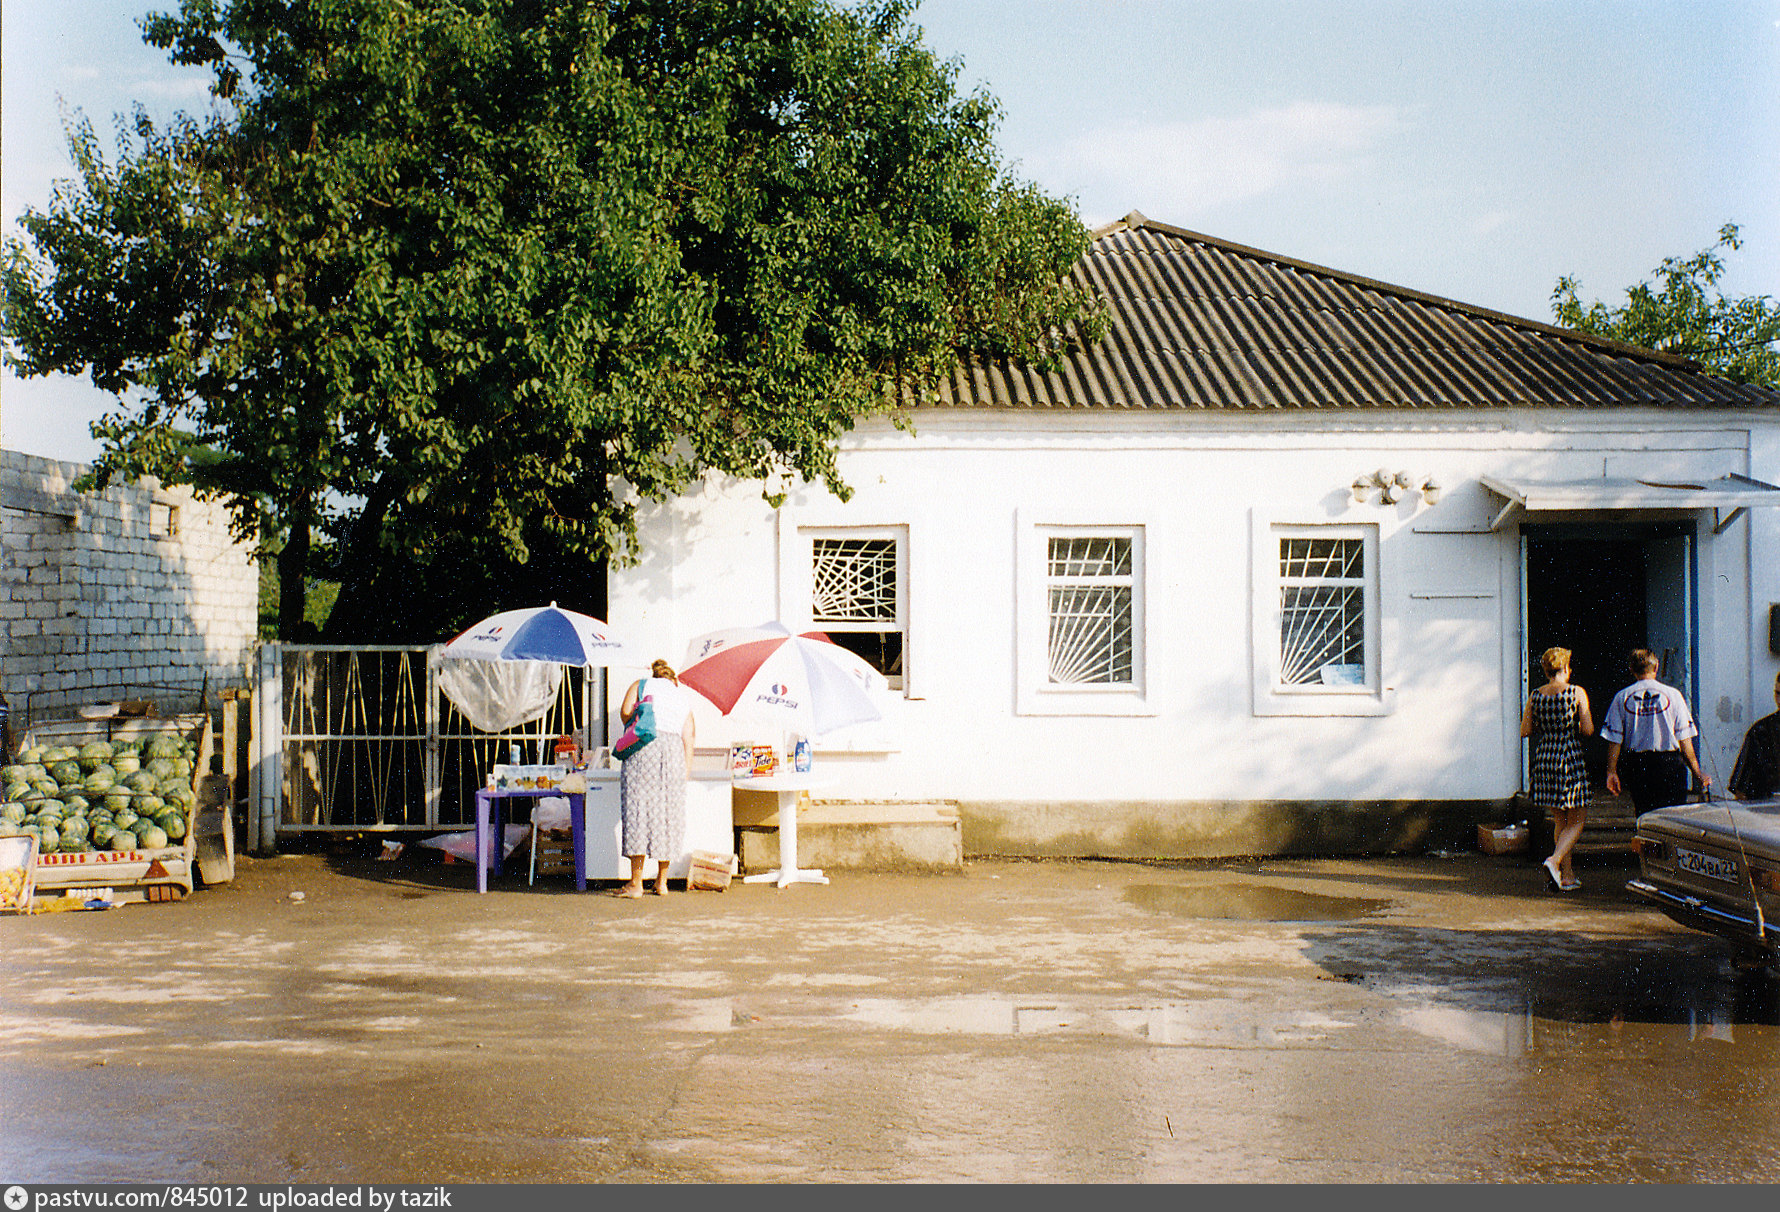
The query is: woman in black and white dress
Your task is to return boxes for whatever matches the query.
[1520,646,1595,892]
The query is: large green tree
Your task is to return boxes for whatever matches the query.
[1551,223,1780,388]
[3,0,1102,641]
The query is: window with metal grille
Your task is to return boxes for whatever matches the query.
[1278,535,1367,686]
[810,534,904,687]
[1046,535,1134,685]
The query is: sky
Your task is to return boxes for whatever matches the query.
[3,0,1778,463]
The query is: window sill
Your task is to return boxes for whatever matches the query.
[1252,687,1396,718]
[1017,690,1156,718]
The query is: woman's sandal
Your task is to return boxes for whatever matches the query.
[1541,858,1563,893]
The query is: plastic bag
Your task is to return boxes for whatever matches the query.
[438,658,563,732]
[416,824,531,863]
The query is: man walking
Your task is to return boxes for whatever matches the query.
[1603,648,1710,813]
[1727,669,1780,801]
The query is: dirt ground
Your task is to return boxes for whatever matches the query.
[2,840,1777,1183]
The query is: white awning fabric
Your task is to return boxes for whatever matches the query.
[1480,473,1780,532]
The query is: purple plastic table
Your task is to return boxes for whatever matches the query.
[473,787,588,893]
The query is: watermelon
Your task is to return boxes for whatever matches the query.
[146,757,180,782]
[134,794,165,817]
[37,825,60,853]
[136,823,170,850]
[92,822,116,847]
[83,766,117,793]
[78,741,115,770]
[112,809,140,832]
[0,803,25,825]
[109,830,138,852]
[157,811,187,841]
[110,754,141,777]
[104,791,133,813]
[144,734,183,760]
[123,770,159,794]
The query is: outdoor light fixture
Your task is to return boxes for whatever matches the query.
[1350,469,1442,508]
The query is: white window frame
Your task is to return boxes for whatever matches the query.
[783,523,910,693]
[1016,509,1152,716]
[1251,516,1391,717]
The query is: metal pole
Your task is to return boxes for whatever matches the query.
[253,643,282,854]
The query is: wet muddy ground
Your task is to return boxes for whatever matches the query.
[2,846,1776,1183]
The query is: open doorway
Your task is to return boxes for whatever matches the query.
[1522,522,1696,791]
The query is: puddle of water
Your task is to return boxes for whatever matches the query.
[1124,881,1393,922]
[663,994,1356,1046]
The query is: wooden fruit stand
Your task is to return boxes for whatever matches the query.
[16,713,231,904]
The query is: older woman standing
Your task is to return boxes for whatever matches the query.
[1521,646,1595,892]
[614,659,700,898]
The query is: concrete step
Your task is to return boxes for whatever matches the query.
[738,800,962,873]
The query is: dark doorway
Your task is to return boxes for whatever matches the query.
[1523,523,1696,790]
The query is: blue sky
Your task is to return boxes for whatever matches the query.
[4,0,1778,462]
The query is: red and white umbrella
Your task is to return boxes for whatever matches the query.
[680,622,886,738]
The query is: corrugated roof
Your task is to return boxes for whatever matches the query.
[926,212,1780,411]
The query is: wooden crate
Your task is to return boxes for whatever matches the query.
[530,828,576,883]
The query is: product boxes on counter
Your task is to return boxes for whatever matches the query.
[0,835,37,913]
[488,764,580,791]
[728,744,779,779]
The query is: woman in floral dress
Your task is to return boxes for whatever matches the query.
[614,659,700,897]
[1520,646,1595,892]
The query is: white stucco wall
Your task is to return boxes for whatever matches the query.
[607,407,1780,850]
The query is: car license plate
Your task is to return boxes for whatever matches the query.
[1675,846,1739,883]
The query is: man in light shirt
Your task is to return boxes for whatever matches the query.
[1602,648,1710,813]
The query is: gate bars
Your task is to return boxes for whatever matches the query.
[250,644,602,851]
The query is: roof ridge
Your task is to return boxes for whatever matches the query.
[1108,212,1703,373]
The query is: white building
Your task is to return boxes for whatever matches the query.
[608,213,1780,857]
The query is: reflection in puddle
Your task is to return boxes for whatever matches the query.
[666,994,1354,1046]
[1389,985,1779,1056]
[841,995,1354,1045]
[1125,881,1393,922]
[1397,1003,1534,1056]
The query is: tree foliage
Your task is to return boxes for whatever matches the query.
[3,0,1103,641]
[1552,223,1780,388]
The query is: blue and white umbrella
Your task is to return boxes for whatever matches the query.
[441,602,634,666]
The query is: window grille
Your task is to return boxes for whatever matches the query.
[1278,536,1366,685]
[1047,536,1133,684]
[812,538,898,623]
[809,534,904,687]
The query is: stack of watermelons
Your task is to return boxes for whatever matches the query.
[0,730,198,854]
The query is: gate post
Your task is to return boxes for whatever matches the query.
[252,642,283,855]
[425,646,442,828]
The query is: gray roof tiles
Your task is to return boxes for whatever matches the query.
[925,213,1780,412]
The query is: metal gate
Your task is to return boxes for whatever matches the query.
[249,644,605,845]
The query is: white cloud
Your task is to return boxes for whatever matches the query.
[1029,101,1411,224]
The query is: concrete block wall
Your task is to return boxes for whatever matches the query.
[1,450,259,726]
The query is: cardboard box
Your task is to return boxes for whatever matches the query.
[687,850,737,891]
[1477,824,1529,856]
